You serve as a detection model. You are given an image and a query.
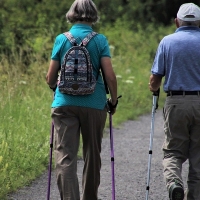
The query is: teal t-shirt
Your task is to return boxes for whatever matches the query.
[51,24,111,110]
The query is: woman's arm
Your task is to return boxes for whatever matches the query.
[101,57,118,113]
[46,60,60,89]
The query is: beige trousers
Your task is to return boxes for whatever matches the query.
[51,106,107,200]
[163,95,200,200]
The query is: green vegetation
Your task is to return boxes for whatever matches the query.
[1,0,196,62]
[101,22,173,125]
[0,0,181,198]
[0,60,51,198]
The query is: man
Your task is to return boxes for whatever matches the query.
[149,3,200,200]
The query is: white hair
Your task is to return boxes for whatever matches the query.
[177,18,200,26]
[66,0,99,24]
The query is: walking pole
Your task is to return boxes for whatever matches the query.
[107,95,122,200]
[47,120,54,200]
[47,90,56,200]
[145,89,160,200]
[109,112,115,200]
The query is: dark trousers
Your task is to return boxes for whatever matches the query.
[52,106,107,200]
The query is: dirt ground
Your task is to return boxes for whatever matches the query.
[7,109,188,200]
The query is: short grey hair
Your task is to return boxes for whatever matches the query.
[66,0,99,24]
[177,18,200,26]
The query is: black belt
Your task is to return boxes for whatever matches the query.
[167,91,200,96]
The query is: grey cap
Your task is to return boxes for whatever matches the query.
[177,3,200,21]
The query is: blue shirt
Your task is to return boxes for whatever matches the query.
[51,24,111,109]
[151,26,200,92]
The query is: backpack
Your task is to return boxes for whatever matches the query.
[58,31,98,95]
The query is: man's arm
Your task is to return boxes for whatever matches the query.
[149,74,162,92]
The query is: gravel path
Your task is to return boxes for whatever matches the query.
[7,109,188,200]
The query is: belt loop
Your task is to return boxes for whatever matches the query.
[198,91,200,96]
[183,91,185,97]
[170,91,172,97]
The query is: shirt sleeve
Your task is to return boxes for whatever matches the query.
[151,39,165,76]
[98,34,111,58]
[51,34,67,61]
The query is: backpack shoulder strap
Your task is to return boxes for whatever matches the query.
[63,32,76,45]
[82,32,98,46]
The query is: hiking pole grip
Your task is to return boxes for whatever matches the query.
[107,95,122,114]
[153,88,160,110]
[153,88,160,96]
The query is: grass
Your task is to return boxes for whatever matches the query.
[0,62,51,198]
[0,22,174,198]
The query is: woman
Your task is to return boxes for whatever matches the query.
[46,0,118,199]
